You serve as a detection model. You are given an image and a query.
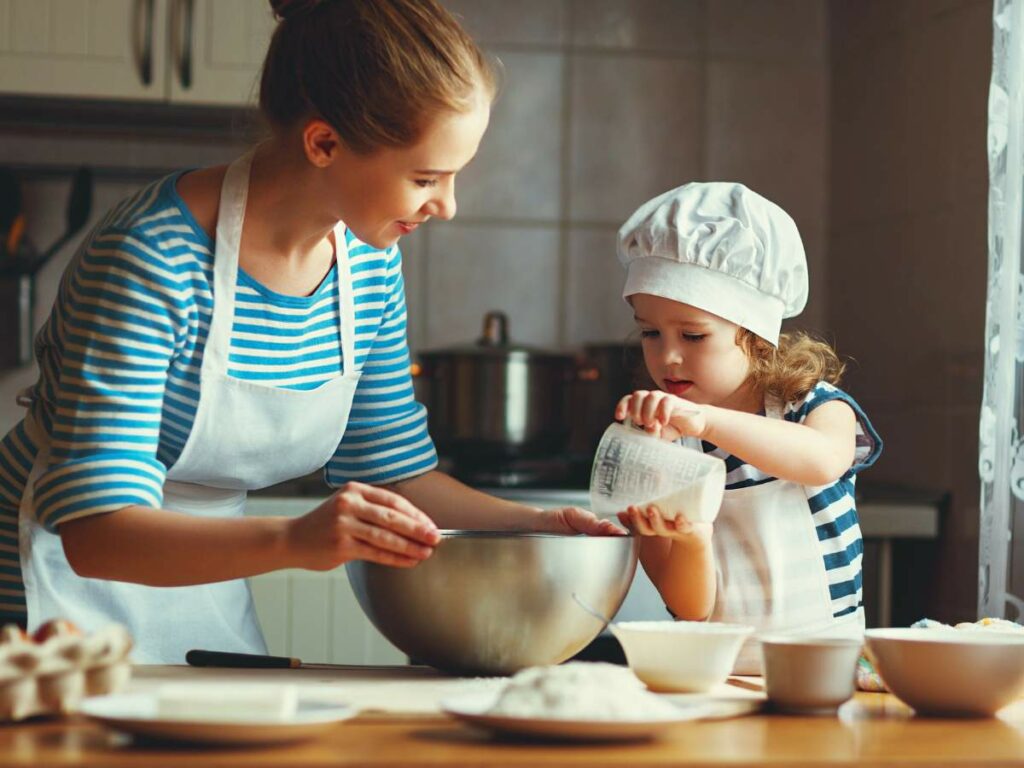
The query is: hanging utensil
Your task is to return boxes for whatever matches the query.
[1,167,94,369]
[21,166,93,275]
[0,168,22,263]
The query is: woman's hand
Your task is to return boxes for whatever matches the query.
[615,390,709,440]
[617,504,713,546]
[287,482,441,569]
[544,507,627,537]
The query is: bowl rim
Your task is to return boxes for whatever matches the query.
[865,627,1024,646]
[436,530,635,539]
[611,620,755,636]
[758,635,863,648]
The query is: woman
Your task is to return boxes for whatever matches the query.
[0,0,620,663]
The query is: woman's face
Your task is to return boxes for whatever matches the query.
[631,293,756,411]
[324,89,491,249]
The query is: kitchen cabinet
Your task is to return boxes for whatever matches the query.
[248,567,406,667]
[166,0,275,105]
[0,0,274,105]
[245,497,406,666]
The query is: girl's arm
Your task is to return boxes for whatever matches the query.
[619,391,857,487]
[619,505,716,621]
[701,401,856,486]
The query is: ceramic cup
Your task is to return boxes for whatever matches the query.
[761,636,863,715]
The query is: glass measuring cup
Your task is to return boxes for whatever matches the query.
[589,422,726,523]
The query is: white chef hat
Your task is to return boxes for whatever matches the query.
[617,182,808,346]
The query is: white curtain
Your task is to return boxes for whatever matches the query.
[980,0,1024,620]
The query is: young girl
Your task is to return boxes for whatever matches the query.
[0,0,617,663]
[614,182,882,672]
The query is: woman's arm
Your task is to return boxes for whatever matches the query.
[619,392,857,487]
[60,482,440,585]
[390,470,624,535]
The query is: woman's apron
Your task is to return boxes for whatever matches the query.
[18,151,361,664]
[686,401,865,674]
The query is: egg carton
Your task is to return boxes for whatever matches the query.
[0,621,133,721]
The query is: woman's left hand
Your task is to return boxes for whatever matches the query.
[544,506,627,536]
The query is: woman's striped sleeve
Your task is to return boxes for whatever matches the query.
[33,228,187,531]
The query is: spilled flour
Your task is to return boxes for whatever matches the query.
[487,662,682,721]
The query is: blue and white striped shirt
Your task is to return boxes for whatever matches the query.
[698,382,882,619]
[0,172,438,621]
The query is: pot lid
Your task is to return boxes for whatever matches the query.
[419,311,571,360]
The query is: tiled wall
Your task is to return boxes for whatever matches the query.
[405,0,829,352]
[0,1,994,622]
[828,0,992,622]
[0,0,829,434]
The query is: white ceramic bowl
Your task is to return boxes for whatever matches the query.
[610,621,754,692]
[865,628,1024,717]
[760,636,863,714]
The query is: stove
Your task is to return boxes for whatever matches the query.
[443,453,592,490]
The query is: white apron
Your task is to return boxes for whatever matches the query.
[19,151,360,664]
[686,402,865,675]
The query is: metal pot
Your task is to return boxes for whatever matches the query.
[415,311,574,462]
[571,341,654,454]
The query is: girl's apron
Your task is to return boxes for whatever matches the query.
[687,401,865,674]
[19,151,360,663]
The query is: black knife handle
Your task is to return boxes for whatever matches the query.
[185,649,299,668]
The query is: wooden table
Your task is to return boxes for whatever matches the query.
[3,665,1023,767]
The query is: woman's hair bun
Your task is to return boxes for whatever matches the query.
[269,0,324,22]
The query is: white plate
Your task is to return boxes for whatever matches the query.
[79,692,355,746]
[440,692,759,742]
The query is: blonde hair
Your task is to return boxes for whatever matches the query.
[261,0,498,153]
[737,329,846,405]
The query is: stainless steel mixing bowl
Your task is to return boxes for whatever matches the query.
[345,531,639,675]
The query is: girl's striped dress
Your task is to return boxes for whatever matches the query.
[698,382,882,619]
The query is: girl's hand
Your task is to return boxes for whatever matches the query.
[615,390,709,440]
[617,504,713,545]
[544,507,628,537]
[287,482,441,569]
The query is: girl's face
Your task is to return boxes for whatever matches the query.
[324,89,491,249]
[631,293,757,411]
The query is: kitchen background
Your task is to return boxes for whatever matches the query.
[0,0,995,646]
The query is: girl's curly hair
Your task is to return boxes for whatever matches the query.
[738,330,845,405]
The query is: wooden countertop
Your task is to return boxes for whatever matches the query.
[3,665,1023,767]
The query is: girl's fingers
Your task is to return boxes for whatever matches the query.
[615,395,633,421]
[631,509,656,536]
[625,391,646,425]
[645,506,672,535]
[657,397,676,428]
[640,392,664,427]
